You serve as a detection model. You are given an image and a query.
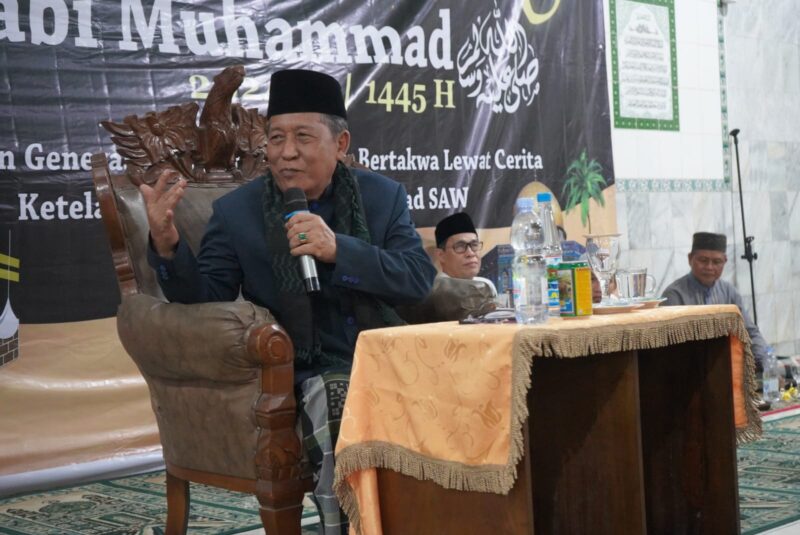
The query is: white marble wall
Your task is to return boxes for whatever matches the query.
[608,0,799,355]
[616,190,736,298]
[724,0,800,355]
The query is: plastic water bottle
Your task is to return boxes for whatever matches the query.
[537,192,562,317]
[510,198,548,324]
[762,346,780,403]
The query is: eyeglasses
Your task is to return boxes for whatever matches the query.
[694,256,726,267]
[450,240,483,254]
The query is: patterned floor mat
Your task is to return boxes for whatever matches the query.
[0,471,319,534]
[2,415,798,534]
[739,413,800,534]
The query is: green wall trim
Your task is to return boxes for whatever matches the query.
[718,7,732,185]
[616,178,731,192]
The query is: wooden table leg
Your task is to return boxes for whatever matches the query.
[527,350,647,535]
[638,337,740,534]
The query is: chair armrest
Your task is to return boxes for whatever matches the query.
[117,293,301,481]
[397,276,497,324]
[117,293,292,383]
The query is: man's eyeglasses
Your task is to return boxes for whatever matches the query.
[450,240,483,254]
[694,256,726,267]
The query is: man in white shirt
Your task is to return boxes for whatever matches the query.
[434,212,498,296]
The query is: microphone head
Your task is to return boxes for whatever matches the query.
[283,187,308,217]
[729,128,740,137]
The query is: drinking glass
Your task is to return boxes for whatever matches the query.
[585,233,621,304]
[615,268,657,299]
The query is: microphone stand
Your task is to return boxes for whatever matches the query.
[729,128,758,325]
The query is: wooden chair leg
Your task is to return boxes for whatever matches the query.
[165,471,190,535]
[257,488,304,535]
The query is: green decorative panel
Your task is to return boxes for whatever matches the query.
[610,0,680,131]
[612,3,734,193]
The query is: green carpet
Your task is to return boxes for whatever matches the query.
[1,414,799,534]
[738,412,800,534]
[0,471,320,534]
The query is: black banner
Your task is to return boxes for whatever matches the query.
[0,0,613,324]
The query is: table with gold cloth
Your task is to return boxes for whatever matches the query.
[333,304,760,535]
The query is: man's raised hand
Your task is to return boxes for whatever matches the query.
[139,169,187,258]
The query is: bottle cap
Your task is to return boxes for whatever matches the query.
[515,197,535,212]
[536,192,552,203]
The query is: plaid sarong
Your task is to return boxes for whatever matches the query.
[297,370,351,535]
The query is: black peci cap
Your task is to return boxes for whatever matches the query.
[435,212,478,248]
[691,232,727,253]
[266,69,347,119]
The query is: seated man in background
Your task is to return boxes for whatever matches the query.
[662,232,767,366]
[434,212,498,296]
[393,211,496,323]
[142,69,436,534]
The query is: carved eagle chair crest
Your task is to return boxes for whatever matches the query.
[91,65,312,535]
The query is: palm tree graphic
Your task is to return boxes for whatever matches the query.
[561,150,608,233]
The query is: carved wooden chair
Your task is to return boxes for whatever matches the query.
[91,65,311,535]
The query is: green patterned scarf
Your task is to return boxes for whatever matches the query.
[262,162,405,370]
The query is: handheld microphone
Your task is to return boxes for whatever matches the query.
[283,188,321,293]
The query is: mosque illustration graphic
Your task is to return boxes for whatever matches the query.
[0,238,20,367]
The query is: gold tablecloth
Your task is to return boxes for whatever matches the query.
[333,305,760,535]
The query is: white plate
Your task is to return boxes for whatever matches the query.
[592,302,645,314]
[631,297,668,309]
